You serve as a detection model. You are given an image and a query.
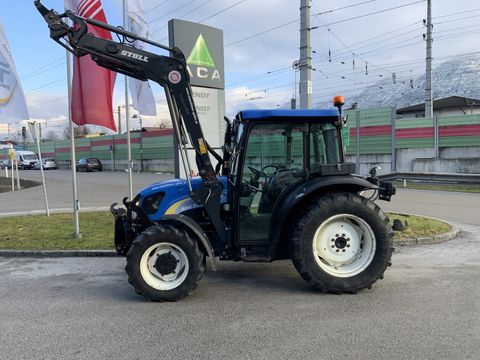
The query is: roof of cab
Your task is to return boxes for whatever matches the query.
[238,109,339,120]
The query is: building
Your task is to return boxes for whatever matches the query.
[396,96,480,118]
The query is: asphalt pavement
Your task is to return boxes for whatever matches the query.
[0,169,173,214]
[0,224,479,360]
[0,170,479,359]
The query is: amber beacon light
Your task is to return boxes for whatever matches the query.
[333,95,345,108]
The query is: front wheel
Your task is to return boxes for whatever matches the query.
[125,224,205,301]
[290,192,393,293]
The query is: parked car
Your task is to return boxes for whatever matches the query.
[1,159,12,169]
[34,158,57,170]
[76,157,103,172]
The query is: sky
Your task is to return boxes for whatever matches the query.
[0,0,479,140]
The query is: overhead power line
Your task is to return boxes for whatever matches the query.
[152,0,248,36]
[20,57,64,81]
[198,0,248,23]
[317,0,426,28]
[145,0,170,15]
[313,0,377,16]
[26,78,66,94]
[226,0,426,47]
[433,8,480,20]
[435,14,480,25]
[150,0,198,24]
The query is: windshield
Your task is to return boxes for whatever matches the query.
[230,123,244,178]
[22,154,37,160]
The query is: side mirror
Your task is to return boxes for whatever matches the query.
[369,166,381,177]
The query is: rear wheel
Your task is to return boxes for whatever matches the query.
[290,192,393,293]
[125,224,205,301]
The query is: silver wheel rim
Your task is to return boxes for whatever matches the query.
[139,242,189,291]
[312,214,376,278]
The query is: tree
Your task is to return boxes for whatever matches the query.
[63,125,90,139]
[44,131,59,141]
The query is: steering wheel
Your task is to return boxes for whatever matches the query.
[248,166,267,180]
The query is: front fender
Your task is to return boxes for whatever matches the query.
[158,214,217,271]
[268,175,378,260]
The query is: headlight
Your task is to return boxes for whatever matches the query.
[141,192,165,215]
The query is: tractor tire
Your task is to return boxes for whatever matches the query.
[125,224,205,302]
[290,192,393,294]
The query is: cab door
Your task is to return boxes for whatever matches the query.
[237,123,305,245]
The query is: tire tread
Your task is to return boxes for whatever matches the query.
[290,192,394,294]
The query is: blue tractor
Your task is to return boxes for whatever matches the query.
[37,1,396,301]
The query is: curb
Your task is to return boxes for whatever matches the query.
[0,207,110,218]
[0,213,462,258]
[0,250,117,258]
[392,214,461,246]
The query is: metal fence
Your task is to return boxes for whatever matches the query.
[1,108,479,173]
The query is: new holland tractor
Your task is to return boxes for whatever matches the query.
[36,1,396,301]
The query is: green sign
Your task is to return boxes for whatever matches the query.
[169,19,225,89]
[187,34,216,68]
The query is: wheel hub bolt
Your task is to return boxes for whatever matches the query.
[347,244,351,248]
[336,249,340,252]
[342,249,346,252]
[331,245,335,248]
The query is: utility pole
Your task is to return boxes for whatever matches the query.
[299,0,312,109]
[424,0,433,118]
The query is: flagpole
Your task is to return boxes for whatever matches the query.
[66,36,80,238]
[123,0,133,200]
[34,122,50,216]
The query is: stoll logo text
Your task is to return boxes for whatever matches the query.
[186,34,221,82]
[120,50,149,63]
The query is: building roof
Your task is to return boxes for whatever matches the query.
[397,96,480,114]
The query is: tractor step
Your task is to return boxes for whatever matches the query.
[240,247,271,262]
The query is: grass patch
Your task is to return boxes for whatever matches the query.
[0,211,451,250]
[0,211,114,250]
[393,181,480,193]
[389,213,451,240]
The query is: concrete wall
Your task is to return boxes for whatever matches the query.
[413,158,480,174]
[440,147,480,159]
[347,147,480,174]
[57,159,174,173]
[57,147,479,176]
[395,148,436,172]
[345,154,392,175]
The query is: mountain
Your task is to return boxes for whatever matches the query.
[316,55,480,109]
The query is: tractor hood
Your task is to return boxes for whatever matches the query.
[137,176,228,219]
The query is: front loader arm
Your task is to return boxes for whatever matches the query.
[35,1,226,239]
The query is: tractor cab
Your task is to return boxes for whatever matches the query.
[228,109,357,257]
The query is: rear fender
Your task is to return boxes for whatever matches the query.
[158,214,217,271]
[269,176,378,260]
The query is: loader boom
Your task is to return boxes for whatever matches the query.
[35,1,226,238]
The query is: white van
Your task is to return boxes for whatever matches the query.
[14,151,39,169]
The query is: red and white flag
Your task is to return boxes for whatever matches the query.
[65,0,117,131]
